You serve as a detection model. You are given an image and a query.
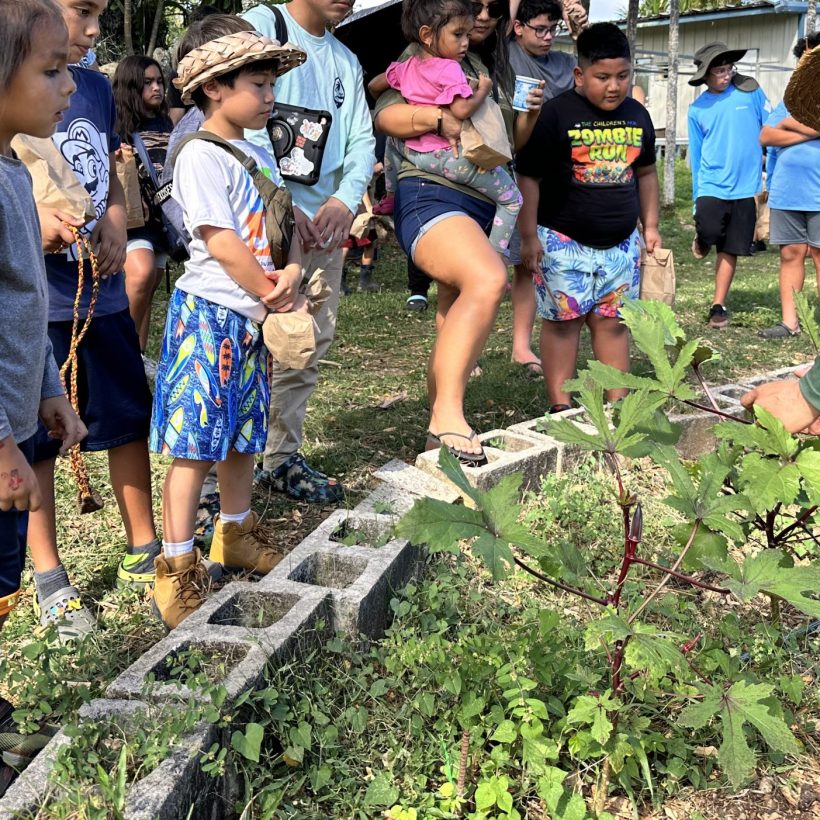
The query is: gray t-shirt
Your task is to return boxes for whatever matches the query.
[0,155,64,443]
[508,40,576,103]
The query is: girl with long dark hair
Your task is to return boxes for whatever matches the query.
[112,56,173,363]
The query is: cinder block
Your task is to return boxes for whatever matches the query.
[174,580,330,661]
[710,383,748,402]
[669,393,746,460]
[106,632,267,704]
[353,482,418,519]
[737,365,802,388]
[373,459,462,503]
[507,417,595,476]
[262,541,418,638]
[414,429,558,495]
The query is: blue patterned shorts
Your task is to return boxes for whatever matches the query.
[150,290,270,461]
[533,227,641,322]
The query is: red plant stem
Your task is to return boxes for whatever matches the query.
[691,364,722,413]
[679,398,753,424]
[775,505,819,543]
[631,557,730,594]
[513,556,609,606]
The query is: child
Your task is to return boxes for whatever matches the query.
[27,0,160,641]
[112,56,174,357]
[0,0,87,787]
[371,0,522,254]
[516,22,661,411]
[149,30,306,629]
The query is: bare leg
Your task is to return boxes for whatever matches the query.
[108,440,157,547]
[414,216,507,454]
[588,313,630,402]
[124,248,161,352]
[809,245,820,298]
[777,243,808,330]
[26,459,59,572]
[540,317,584,407]
[162,458,214,543]
[511,264,539,366]
[713,252,738,306]
[216,452,254,515]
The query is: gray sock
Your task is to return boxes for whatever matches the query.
[34,564,71,603]
[125,537,162,558]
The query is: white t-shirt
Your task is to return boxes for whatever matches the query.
[172,138,283,322]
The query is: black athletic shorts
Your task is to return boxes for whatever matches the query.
[695,195,756,257]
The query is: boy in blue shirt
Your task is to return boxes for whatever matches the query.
[687,42,770,328]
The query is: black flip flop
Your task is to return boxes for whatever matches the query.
[427,430,488,468]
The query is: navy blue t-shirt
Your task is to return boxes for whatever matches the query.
[45,67,129,321]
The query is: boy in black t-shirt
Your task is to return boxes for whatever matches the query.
[516,23,661,412]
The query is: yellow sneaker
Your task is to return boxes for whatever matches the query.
[209,511,282,575]
[151,549,211,630]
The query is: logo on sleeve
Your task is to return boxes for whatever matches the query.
[333,77,345,108]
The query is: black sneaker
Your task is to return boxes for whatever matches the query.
[255,453,345,504]
[707,304,729,329]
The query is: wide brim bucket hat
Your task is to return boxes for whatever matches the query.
[174,30,307,105]
[784,44,820,132]
[688,41,748,86]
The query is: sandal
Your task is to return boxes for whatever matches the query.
[549,404,573,414]
[426,430,488,468]
[758,322,800,339]
[514,358,543,378]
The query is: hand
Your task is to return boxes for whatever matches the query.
[38,208,85,254]
[0,437,42,512]
[90,204,127,278]
[477,73,493,94]
[643,227,662,254]
[524,82,545,114]
[262,262,302,312]
[521,234,543,276]
[373,161,384,176]
[39,395,87,455]
[313,196,354,252]
[740,377,820,434]
[440,108,463,158]
[294,205,324,252]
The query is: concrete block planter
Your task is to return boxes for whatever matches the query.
[106,632,268,705]
[507,416,596,476]
[668,392,745,460]
[738,365,802,387]
[373,458,462,503]
[353,481,418,519]
[414,429,558,495]
[0,699,222,820]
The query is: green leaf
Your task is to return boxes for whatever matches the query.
[736,455,801,515]
[611,390,668,453]
[546,417,607,451]
[580,359,660,392]
[672,522,728,571]
[471,531,515,580]
[584,613,632,651]
[520,718,559,771]
[796,449,820,504]
[396,498,485,553]
[231,722,264,762]
[437,446,481,504]
[475,780,497,811]
[490,719,518,743]
[567,693,615,745]
[364,773,399,807]
[715,406,799,460]
[794,289,820,352]
[623,623,686,682]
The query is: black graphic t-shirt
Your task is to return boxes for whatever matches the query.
[516,89,656,248]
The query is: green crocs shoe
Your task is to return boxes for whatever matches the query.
[117,549,158,589]
[34,586,96,644]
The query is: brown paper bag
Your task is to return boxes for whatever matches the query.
[640,248,675,306]
[115,145,145,230]
[461,97,513,169]
[11,134,95,223]
[262,274,332,370]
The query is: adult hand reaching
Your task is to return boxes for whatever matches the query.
[740,368,820,434]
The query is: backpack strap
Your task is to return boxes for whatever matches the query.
[268,5,289,45]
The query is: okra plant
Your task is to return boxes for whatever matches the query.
[397,296,820,810]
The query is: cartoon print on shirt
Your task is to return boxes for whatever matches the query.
[53,118,109,259]
[568,120,644,185]
[333,77,345,109]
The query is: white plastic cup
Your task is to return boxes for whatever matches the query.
[513,75,541,111]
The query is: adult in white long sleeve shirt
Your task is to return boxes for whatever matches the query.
[243,0,375,503]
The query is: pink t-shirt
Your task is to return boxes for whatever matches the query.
[386,56,474,152]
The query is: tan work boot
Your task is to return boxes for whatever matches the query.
[209,511,282,574]
[152,549,211,629]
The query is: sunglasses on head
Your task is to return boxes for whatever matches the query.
[472,1,505,19]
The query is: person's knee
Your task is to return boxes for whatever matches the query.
[781,243,807,264]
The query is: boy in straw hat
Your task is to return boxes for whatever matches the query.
[742,42,820,436]
[687,41,770,329]
[148,30,306,629]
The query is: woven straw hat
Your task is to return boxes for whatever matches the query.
[784,44,820,132]
[174,30,306,105]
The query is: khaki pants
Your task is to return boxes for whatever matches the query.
[262,247,344,470]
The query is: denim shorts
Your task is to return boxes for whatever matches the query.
[534,227,641,321]
[0,436,35,603]
[33,309,152,462]
[394,176,495,260]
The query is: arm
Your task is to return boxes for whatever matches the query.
[89,152,127,278]
[760,124,814,148]
[687,110,703,202]
[368,72,390,99]
[636,164,661,253]
[741,359,820,435]
[517,174,542,276]
[776,116,819,137]
[448,74,492,119]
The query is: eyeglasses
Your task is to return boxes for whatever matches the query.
[709,64,735,77]
[524,21,561,38]
[472,1,505,19]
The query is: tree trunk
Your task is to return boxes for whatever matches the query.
[124,0,134,55]
[808,0,817,35]
[663,0,680,207]
[147,0,165,56]
[626,0,640,59]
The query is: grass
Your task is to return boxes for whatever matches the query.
[2,159,819,790]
